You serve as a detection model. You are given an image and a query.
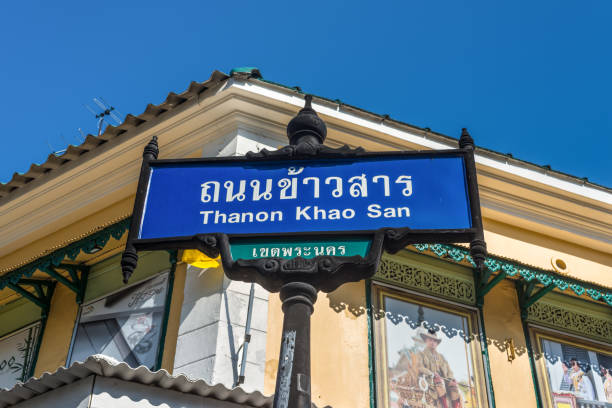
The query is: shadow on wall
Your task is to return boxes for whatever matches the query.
[327,288,367,318]
[324,282,529,358]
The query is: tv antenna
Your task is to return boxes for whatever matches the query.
[84,97,123,137]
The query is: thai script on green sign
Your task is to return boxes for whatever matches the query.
[230,238,372,260]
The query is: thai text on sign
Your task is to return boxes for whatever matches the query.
[138,155,472,239]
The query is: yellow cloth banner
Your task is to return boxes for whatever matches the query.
[181,249,220,268]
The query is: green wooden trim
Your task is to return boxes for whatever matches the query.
[83,251,171,303]
[6,280,55,316]
[28,315,48,379]
[375,252,476,305]
[521,318,543,408]
[7,283,47,311]
[40,264,89,303]
[411,243,612,306]
[41,266,79,294]
[0,217,130,291]
[477,305,497,408]
[479,271,506,298]
[155,251,177,371]
[365,279,377,408]
[19,325,34,382]
[76,267,89,304]
[525,296,612,343]
[0,322,44,383]
[523,284,555,310]
[0,299,42,338]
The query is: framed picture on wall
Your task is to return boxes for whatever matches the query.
[0,323,41,389]
[373,286,490,408]
[533,330,612,407]
[68,272,170,370]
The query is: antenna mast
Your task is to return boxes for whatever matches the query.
[84,97,123,137]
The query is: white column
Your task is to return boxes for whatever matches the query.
[172,127,282,392]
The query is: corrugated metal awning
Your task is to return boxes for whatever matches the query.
[0,354,272,408]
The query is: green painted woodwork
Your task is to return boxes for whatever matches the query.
[365,280,377,408]
[477,306,497,408]
[0,218,130,291]
[525,292,612,343]
[230,67,260,76]
[230,237,371,260]
[155,252,177,371]
[375,251,476,305]
[27,318,46,379]
[521,316,544,408]
[0,299,42,338]
[410,243,612,306]
[84,251,172,303]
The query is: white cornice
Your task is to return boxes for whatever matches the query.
[234,79,611,205]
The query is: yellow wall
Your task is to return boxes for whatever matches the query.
[483,218,612,288]
[482,279,538,408]
[33,284,79,376]
[31,258,186,377]
[265,281,371,408]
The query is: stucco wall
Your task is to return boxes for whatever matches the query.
[34,284,79,376]
[264,281,370,408]
[482,279,538,408]
[484,219,612,288]
[173,264,269,393]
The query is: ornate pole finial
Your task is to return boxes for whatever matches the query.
[143,135,159,159]
[121,245,138,284]
[304,93,313,109]
[459,128,474,149]
[287,94,327,146]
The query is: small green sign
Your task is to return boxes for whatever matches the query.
[230,237,372,260]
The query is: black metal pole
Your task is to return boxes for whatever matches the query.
[271,95,326,408]
[273,282,318,408]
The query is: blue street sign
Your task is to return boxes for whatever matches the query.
[138,155,471,240]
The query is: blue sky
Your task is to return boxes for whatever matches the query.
[1,1,610,187]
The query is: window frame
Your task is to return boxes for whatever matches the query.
[371,283,491,408]
[66,268,173,370]
[0,321,43,388]
[529,324,612,407]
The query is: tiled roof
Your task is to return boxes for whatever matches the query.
[0,70,229,200]
[0,354,272,408]
[0,67,609,201]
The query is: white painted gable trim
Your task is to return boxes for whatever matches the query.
[229,79,611,205]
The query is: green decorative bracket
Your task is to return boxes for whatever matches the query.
[41,264,89,304]
[412,243,612,307]
[7,279,56,317]
[475,269,507,306]
[167,249,178,265]
[516,280,556,319]
[0,217,129,294]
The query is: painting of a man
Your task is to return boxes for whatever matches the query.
[382,295,479,408]
[416,326,463,408]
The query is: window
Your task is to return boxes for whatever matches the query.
[373,286,490,408]
[0,323,41,389]
[68,272,170,370]
[534,330,612,407]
